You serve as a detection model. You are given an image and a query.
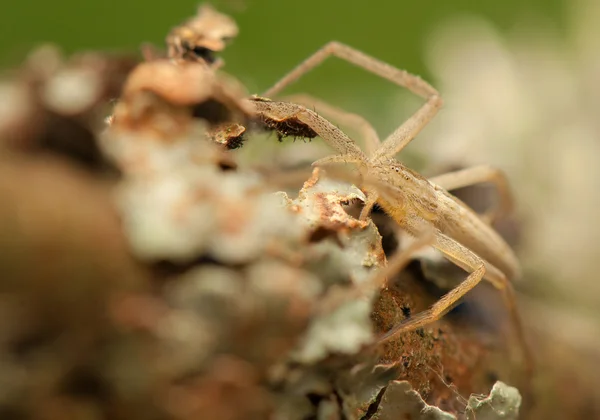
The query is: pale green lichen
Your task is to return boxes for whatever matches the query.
[466,381,522,420]
[372,380,456,420]
[368,380,521,420]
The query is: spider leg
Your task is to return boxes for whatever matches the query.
[378,228,533,378]
[264,41,437,99]
[262,41,442,160]
[249,99,367,159]
[429,165,515,224]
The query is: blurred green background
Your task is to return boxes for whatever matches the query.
[0,0,564,116]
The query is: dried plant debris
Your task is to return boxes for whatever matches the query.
[0,45,137,172]
[114,59,252,127]
[166,3,239,63]
[207,121,246,148]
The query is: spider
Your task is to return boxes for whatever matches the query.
[249,42,532,374]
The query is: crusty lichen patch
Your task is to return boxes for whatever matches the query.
[467,381,521,420]
[372,380,456,420]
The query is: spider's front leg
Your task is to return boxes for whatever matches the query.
[249,99,366,158]
[282,93,382,156]
[263,41,443,162]
[264,41,438,101]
